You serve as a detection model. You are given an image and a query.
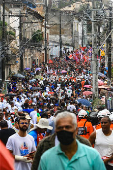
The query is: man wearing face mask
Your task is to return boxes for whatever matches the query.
[31,111,91,170]
[38,111,106,170]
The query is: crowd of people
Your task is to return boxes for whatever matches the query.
[0,48,113,170]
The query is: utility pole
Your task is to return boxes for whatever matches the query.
[59,10,62,58]
[45,0,47,64]
[71,14,74,51]
[19,12,23,73]
[92,0,98,99]
[108,6,112,81]
[82,20,84,47]
[2,0,6,81]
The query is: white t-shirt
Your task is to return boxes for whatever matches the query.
[30,110,37,124]
[32,114,37,124]
[67,104,76,112]
[67,89,72,97]
[6,120,13,128]
[94,129,113,166]
[6,133,36,170]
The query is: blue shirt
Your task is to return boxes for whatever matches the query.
[23,108,34,114]
[29,130,37,146]
[46,120,55,135]
[38,140,106,170]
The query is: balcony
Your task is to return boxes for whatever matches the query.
[23,37,43,48]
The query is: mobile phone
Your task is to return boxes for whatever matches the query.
[29,151,35,155]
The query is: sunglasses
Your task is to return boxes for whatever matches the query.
[19,122,28,125]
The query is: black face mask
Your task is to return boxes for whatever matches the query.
[56,130,75,145]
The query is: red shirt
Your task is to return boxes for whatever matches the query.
[37,133,43,146]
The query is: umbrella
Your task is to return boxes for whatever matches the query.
[34,75,43,79]
[48,92,54,95]
[98,79,104,86]
[5,93,17,96]
[30,72,35,76]
[77,99,91,107]
[90,112,98,118]
[50,96,56,99]
[53,73,57,76]
[0,93,5,97]
[90,112,98,126]
[29,79,36,83]
[69,54,73,59]
[24,68,30,71]
[0,141,14,170]
[61,70,67,74]
[31,87,42,91]
[84,85,92,88]
[13,73,25,79]
[77,76,83,79]
[48,60,53,64]
[98,85,110,89]
[98,72,107,78]
[83,91,93,96]
[35,68,41,71]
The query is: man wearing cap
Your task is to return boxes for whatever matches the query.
[29,118,53,147]
[38,111,106,170]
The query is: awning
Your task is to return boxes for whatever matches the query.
[22,0,36,8]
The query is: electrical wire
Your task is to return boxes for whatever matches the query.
[0,0,113,58]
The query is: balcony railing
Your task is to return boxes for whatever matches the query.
[22,37,42,48]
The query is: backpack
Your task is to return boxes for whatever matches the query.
[78,121,88,135]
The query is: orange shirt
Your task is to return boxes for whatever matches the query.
[96,123,113,130]
[96,123,101,130]
[110,124,113,130]
[81,81,85,88]
[77,119,94,139]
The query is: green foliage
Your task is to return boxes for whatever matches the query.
[8,31,15,37]
[0,20,7,26]
[59,1,69,8]
[111,67,113,78]
[0,20,7,40]
[92,98,104,110]
[52,0,77,9]
[32,30,43,43]
[87,21,92,33]
[0,30,2,40]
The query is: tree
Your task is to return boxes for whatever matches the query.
[32,30,43,43]
[0,20,7,40]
